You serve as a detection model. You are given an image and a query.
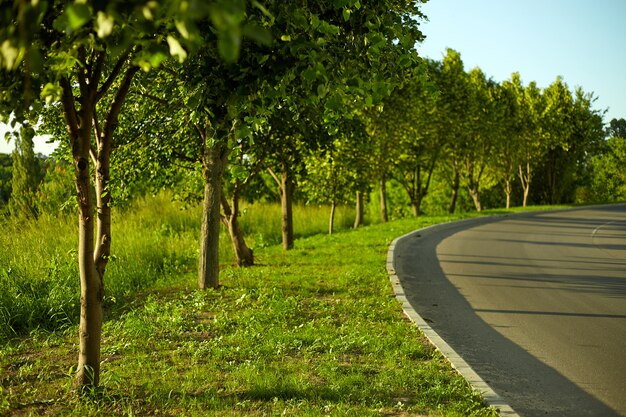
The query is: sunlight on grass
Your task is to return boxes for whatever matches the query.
[0,192,522,415]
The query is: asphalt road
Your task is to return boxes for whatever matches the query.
[393,204,626,417]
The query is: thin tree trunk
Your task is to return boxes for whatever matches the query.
[469,187,482,212]
[198,140,225,290]
[448,171,460,214]
[329,200,336,235]
[353,191,363,229]
[519,163,531,208]
[380,175,388,223]
[59,47,137,390]
[280,164,294,250]
[75,155,103,388]
[221,193,253,267]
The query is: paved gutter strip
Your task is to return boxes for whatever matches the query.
[387,228,520,417]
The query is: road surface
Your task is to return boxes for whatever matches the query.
[393,205,626,417]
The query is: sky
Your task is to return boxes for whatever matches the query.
[415,0,626,122]
[1,0,625,155]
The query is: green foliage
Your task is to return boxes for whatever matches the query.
[8,124,39,219]
[0,153,11,212]
[590,136,626,202]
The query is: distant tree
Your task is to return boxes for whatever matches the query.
[607,118,626,139]
[459,67,499,212]
[433,49,471,213]
[590,136,626,201]
[535,79,604,204]
[494,77,521,208]
[382,70,441,216]
[8,123,39,219]
[0,153,12,210]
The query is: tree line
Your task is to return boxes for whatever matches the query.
[0,0,424,390]
[1,0,625,392]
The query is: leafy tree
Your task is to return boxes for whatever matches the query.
[535,79,604,204]
[0,152,11,211]
[459,67,499,212]
[590,136,626,201]
[8,123,39,219]
[506,75,546,207]
[432,49,471,213]
[493,77,521,208]
[0,0,242,388]
[607,117,626,139]
[378,70,441,216]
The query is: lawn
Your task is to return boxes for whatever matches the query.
[0,194,503,416]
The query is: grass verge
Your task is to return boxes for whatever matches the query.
[0,208,504,416]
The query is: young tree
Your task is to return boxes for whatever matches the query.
[507,75,546,207]
[607,118,626,139]
[8,123,39,219]
[433,49,471,213]
[379,70,441,216]
[0,0,241,388]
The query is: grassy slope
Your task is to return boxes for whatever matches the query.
[0,196,527,416]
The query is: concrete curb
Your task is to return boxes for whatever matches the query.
[387,225,520,417]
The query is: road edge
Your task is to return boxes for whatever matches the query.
[387,223,521,417]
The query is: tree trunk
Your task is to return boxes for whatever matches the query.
[198,141,225,290]
[75,154,104,388]
[469,187,482,212]
[519,163,531,208]
[329,200,336,235]
[379,175,388,223]
[448,171,460,214]
[280,164,294,250]
[59,48,137,390]
[353,191,363,229]
[221,193,253,267]
[411,198,422,217]
[504,179,512,209]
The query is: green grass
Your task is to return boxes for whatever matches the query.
[0,194,533,416]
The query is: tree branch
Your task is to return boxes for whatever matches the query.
[59,76,79,150]
[135,91,171,106]
[96,46,134,101]
[267,167,281,188]
[102,64,140,154]
[91,50,107,90]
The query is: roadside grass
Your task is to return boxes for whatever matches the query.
[0,195,565,416]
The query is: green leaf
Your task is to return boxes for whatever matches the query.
[95,11,114,38]
[342,9,351,22]
[243,24,272,46]
[66,3,91,31]
[167,36,187,63]
[0,40,22,70]
[218,30,241,63]
[280,34,291,42]
[302,67,317,82]
[40,83,62,105]
[325,93,343,111]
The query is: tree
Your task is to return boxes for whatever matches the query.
[458,67,498,212]
[493,78,521,208]
[590,135,626,201]
[0,0,237,389]
[507,75,546,207]
[432,49,471,213]
[0,153,12,211]
[607,118,626,139]
[378,70,441,216]
[8,123,39,219]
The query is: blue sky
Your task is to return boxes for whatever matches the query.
[1,0,624,154]
[416,0,626,122]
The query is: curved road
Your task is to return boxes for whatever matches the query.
[393,204,626,417]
